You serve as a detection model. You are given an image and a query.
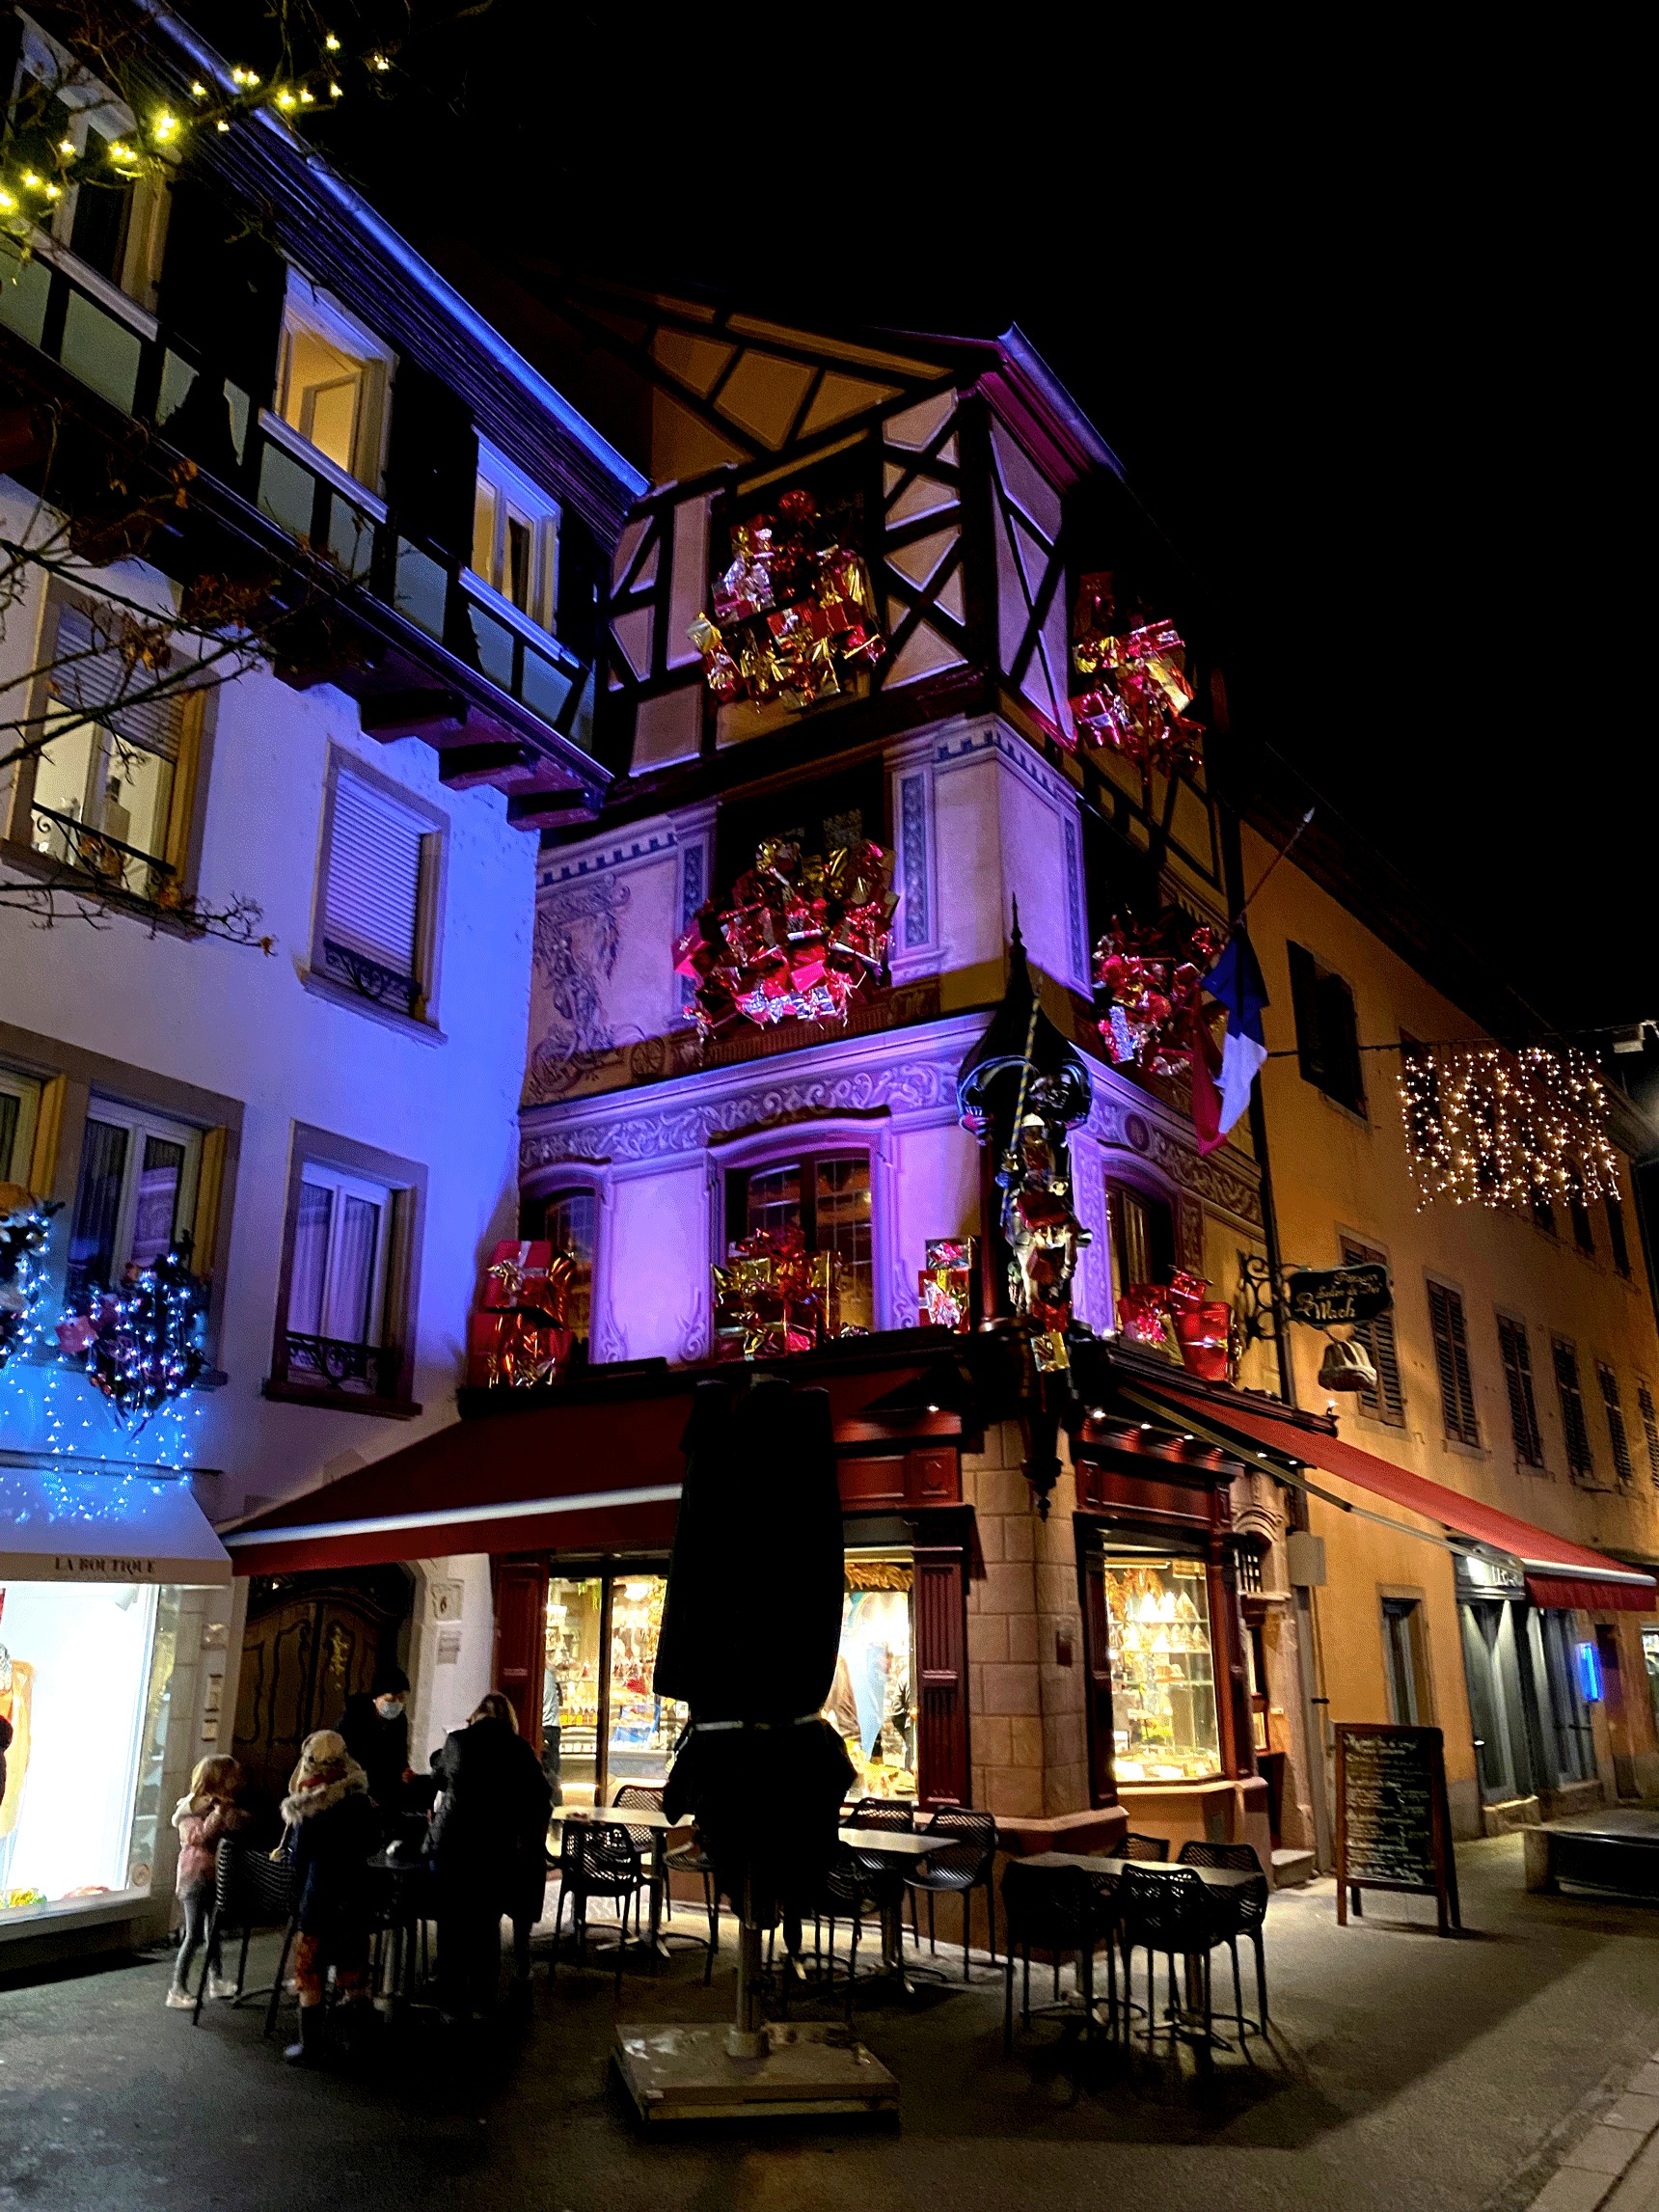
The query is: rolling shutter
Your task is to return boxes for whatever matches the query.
[323,771,425,985]
[49,604,187,759]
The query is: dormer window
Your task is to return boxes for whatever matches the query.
[470,439,559,632]
[275,274,392,491]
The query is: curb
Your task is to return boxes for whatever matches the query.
[1528,2056,1659,2212]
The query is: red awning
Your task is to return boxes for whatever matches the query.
[1133,1375,1657,1613]
[223,1396,690,1575]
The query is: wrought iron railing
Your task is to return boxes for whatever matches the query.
[284,1331,401,1397]
[29,803,176,904]
[320,938,422,1016]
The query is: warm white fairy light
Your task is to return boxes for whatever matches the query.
[1399,1044,1620,1214]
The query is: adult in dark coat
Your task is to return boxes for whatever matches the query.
[430,1694,553,2017]
[337,1662,412,1821]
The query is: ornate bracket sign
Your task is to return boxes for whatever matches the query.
[1287,1263,1392,1328]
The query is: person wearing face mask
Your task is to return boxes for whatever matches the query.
[337,1662,414,1819]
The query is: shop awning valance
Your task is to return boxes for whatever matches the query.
[0,1462,231,1585]
[1128,1376,1657,1613]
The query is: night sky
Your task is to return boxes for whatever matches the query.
[210,6,1647,1055]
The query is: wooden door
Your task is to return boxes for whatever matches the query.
[912,1544,969,1807]
[493,1556,550,1754]
[1078,1550,1119,1810]
[231,1570,410,1820]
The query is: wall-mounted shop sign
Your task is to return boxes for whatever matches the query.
[1287,1263,1392,1327]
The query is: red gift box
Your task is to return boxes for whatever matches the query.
[481,1241,553,1312]
[469,1309,573,1389]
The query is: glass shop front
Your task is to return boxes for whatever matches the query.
[1098,1544,1222,1784]
[540,1547,918,1807]
[1,1577,182,1928]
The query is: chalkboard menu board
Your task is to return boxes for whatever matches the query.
[1336,1723,1461,1935]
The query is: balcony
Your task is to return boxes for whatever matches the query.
[262,1330,419,1418]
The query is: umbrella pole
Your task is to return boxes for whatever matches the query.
[729,1870,766,2058]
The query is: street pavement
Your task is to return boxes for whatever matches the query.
[3,1836,1659,2212]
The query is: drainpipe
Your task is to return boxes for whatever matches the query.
[1221,783,1333,1870]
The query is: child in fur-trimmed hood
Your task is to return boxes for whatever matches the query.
[165,1756,248,2009]
[278,1730,380,2064]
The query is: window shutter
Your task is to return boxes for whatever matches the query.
[1568,1190,1595,1255]
[1497,1317,1543,1466]
[491,1556,549,1754]
[323,773,426,988]
[1428,1283,1478,1444]
[48,605,189,759]
[1287,942,1325,1089]
[1317,969,1365,1110]
[384,355,478,562]
[1607,1196,1632,1276]
[1637,1382,1659,1488]
[912,1543,969,1808]
[1598,1367,1634,1484]
[1343,1237,1404,1425]
[1553,1342,1594,1480]
[157,178,286,404]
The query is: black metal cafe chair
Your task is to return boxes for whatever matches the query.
[1000,1859,1101,2054]
[548,1820,648,1995]
[904,1805,998,1978]
[612,1783,719,1980]
[1179,1840,1270,2035]
[1121,1831,1171,1862]
[189,1839,296,2030]
[1117,1862,1233,2055]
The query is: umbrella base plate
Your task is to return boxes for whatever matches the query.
[612,2022,899,2124]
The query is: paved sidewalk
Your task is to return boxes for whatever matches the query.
[1525,2050,1659,2212]
[3,1836,1659,2212]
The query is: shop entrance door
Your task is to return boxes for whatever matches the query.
[232,1567,412,1821]
[1595,1625,1637,1800]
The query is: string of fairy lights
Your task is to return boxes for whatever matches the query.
[0,24,399,227]
[1397,1042,1622,1213]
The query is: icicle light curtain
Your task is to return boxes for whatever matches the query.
[1399,1044,1619,1213]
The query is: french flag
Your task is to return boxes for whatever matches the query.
[1191,927,1270,1154]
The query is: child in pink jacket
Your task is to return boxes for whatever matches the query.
[166,1756,248,2008]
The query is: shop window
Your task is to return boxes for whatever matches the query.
[541,1570,685,1807]
[725,1153,874,1331]
[65,1101,201,1307]
[1381,1597,1432,1725]
[1496,1314,1545,1467]
[269,1131,420,1407]
[827,1555,916,1804]
[1343,1236,1405,1425]
[1288,942,1365,1114]
[1427,1280,1480,1446]
[470,439,560,632]
[538,1188,596,1345]
[1105,1182,1176,1307]
[1097,1549,1220,1784]
[1598,1365,1635,1485]
[0,1577,180,1909]
[0,1068,41,1184]
[1607,1194,1632,1277]
[275,274,391,490]
[1553,1340,1596,1483]
[1638,1381,1659,1489]
[10,597,204,908]
[1538,1609,1597,1784]
[313,757,443,1022]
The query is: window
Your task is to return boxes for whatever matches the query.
[1567,1188,1595,1256]
[1607,1194,1632,1277]
[1097,1548,1221,1782]
[276,276,391,490]
[1538,1610,1597,1785]
[65,1101,201,1306]
[1427,1280,1479,1446]
[724,1154,874,1331]
[1598,1365,1635,1485]
[1288,942,1365,1113]
[1553,1340,1595,1483]
[1638,1381,1659,1489]
[829,1555,917,1802]
[10,598,203,905]
[313,760,442,1021]
[269,1130,422,1408]
[13,21,171,309]
[1106,1182,1176,1304]
[539,1188,596,1345]
[1496,1316,1545,1467]
[1532,1191,1558,1237]
[1381,1597,1432,1725]
[0,1068,41,1184]
[1343,1236,1405,1425]
[470,440,560,632]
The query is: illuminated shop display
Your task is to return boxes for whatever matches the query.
[542,1570,687,1805]
[0,1579,179,1915]
[1101,1552,1221,1783]
[826,1555,915,1801]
